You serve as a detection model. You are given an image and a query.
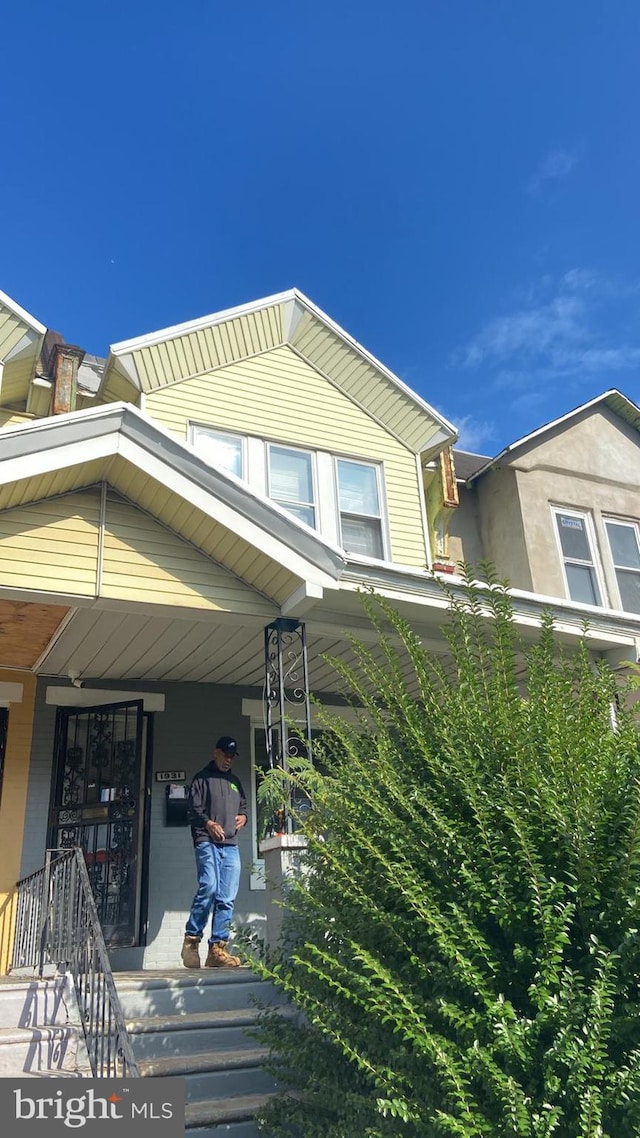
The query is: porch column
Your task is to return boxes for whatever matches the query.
[259,833,309,952]
[0,673,37,974]
[263,617,312,832]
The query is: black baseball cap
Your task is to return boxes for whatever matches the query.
[215,736,240,756]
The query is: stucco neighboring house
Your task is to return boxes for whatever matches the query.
[449,392,640,623]
[0,286,637,974]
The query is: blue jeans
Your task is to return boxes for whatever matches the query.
[185,842,241,945]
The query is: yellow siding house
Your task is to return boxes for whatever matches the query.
[0,286,637,972]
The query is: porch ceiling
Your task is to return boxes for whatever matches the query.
[32,579,634,695]
[34,603,381,693]
[0,599,70,668]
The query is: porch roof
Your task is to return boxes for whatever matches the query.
[0,401,345,608]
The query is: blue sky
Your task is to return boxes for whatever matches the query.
[2,1,639,454]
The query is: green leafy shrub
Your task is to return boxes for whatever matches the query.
[251,570,640,1138]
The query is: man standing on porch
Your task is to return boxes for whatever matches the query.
[182,736,248,968]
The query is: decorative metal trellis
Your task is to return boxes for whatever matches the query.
[264,617,313,831]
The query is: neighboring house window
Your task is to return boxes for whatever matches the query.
[268,445,316,527]
[336,458,383,558]
[191,426,244,478]
[553,508,602,606]
[604,519,640,614]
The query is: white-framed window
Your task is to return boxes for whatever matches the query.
[267,444,316,528]
[336,458,384,558]
[604,518,640,614]
[187,426,391,556]
[552,507,603,606]
[190,425,245,479]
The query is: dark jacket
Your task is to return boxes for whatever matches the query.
[187,761,248,847]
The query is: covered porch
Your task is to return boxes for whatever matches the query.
[0,405,638,973]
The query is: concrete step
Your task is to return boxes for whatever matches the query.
[185,1092,273,1135]
[127,1007,262,1060]
[115,970,282,1019]
[0,976,74,1028]
[0,1024,86,1077]
[139,1046,276,1102]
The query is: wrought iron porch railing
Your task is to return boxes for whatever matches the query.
[11,847,139,1077]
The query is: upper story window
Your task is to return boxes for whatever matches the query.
[189,421,391,558]
[553,508,602,606]
[191,426,244,479]
[268,445,316,528]
[604,518,640,614]
[336,458,383,558]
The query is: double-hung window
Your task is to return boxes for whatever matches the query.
[553,508,602,606]
[268,445,316,528]
[604,519,640,614]
[336,458,384,558]
[191,426,244,479]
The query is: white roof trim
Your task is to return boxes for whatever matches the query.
[109,289,295,354]
[338,562,640,649]
[0,288,47,336]
[106,288,456,447]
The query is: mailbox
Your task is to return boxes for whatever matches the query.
[165,783,189,827]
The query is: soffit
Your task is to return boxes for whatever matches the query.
[102,292,456,456]
[34,602,442,695]
[0,293,46,408]
[0,598,70,668]
[35,565,636,690]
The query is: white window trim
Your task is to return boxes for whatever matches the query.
[551,505,607,608]
[334,456,389,561]
[187,424,391,557]
[266,441,318,530]
[603,515,640,614]
[188,422,247,480]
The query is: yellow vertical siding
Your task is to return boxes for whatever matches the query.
[0,490,100,595]
[0,671,37,974]
[101,493,273,614]
[145,345,428,566]
[0,310,27,359]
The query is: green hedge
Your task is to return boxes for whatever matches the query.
[250,571,640,1137]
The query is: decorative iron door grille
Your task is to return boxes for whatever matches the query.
[49,700,145,947]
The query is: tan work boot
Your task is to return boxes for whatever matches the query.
[181,934,202,969]
[204,940,241,968]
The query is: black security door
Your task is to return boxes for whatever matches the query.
[49,700,145,947]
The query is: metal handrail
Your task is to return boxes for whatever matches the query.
[11,847,139,1077]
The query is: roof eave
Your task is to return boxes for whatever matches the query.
[0,403,346,584]
[0,289,47,338]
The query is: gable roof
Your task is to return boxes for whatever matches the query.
[102,289,456,457]
[0,403,345,608]
[467,389,640,483]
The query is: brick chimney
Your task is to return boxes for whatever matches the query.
[49,341,85,415]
